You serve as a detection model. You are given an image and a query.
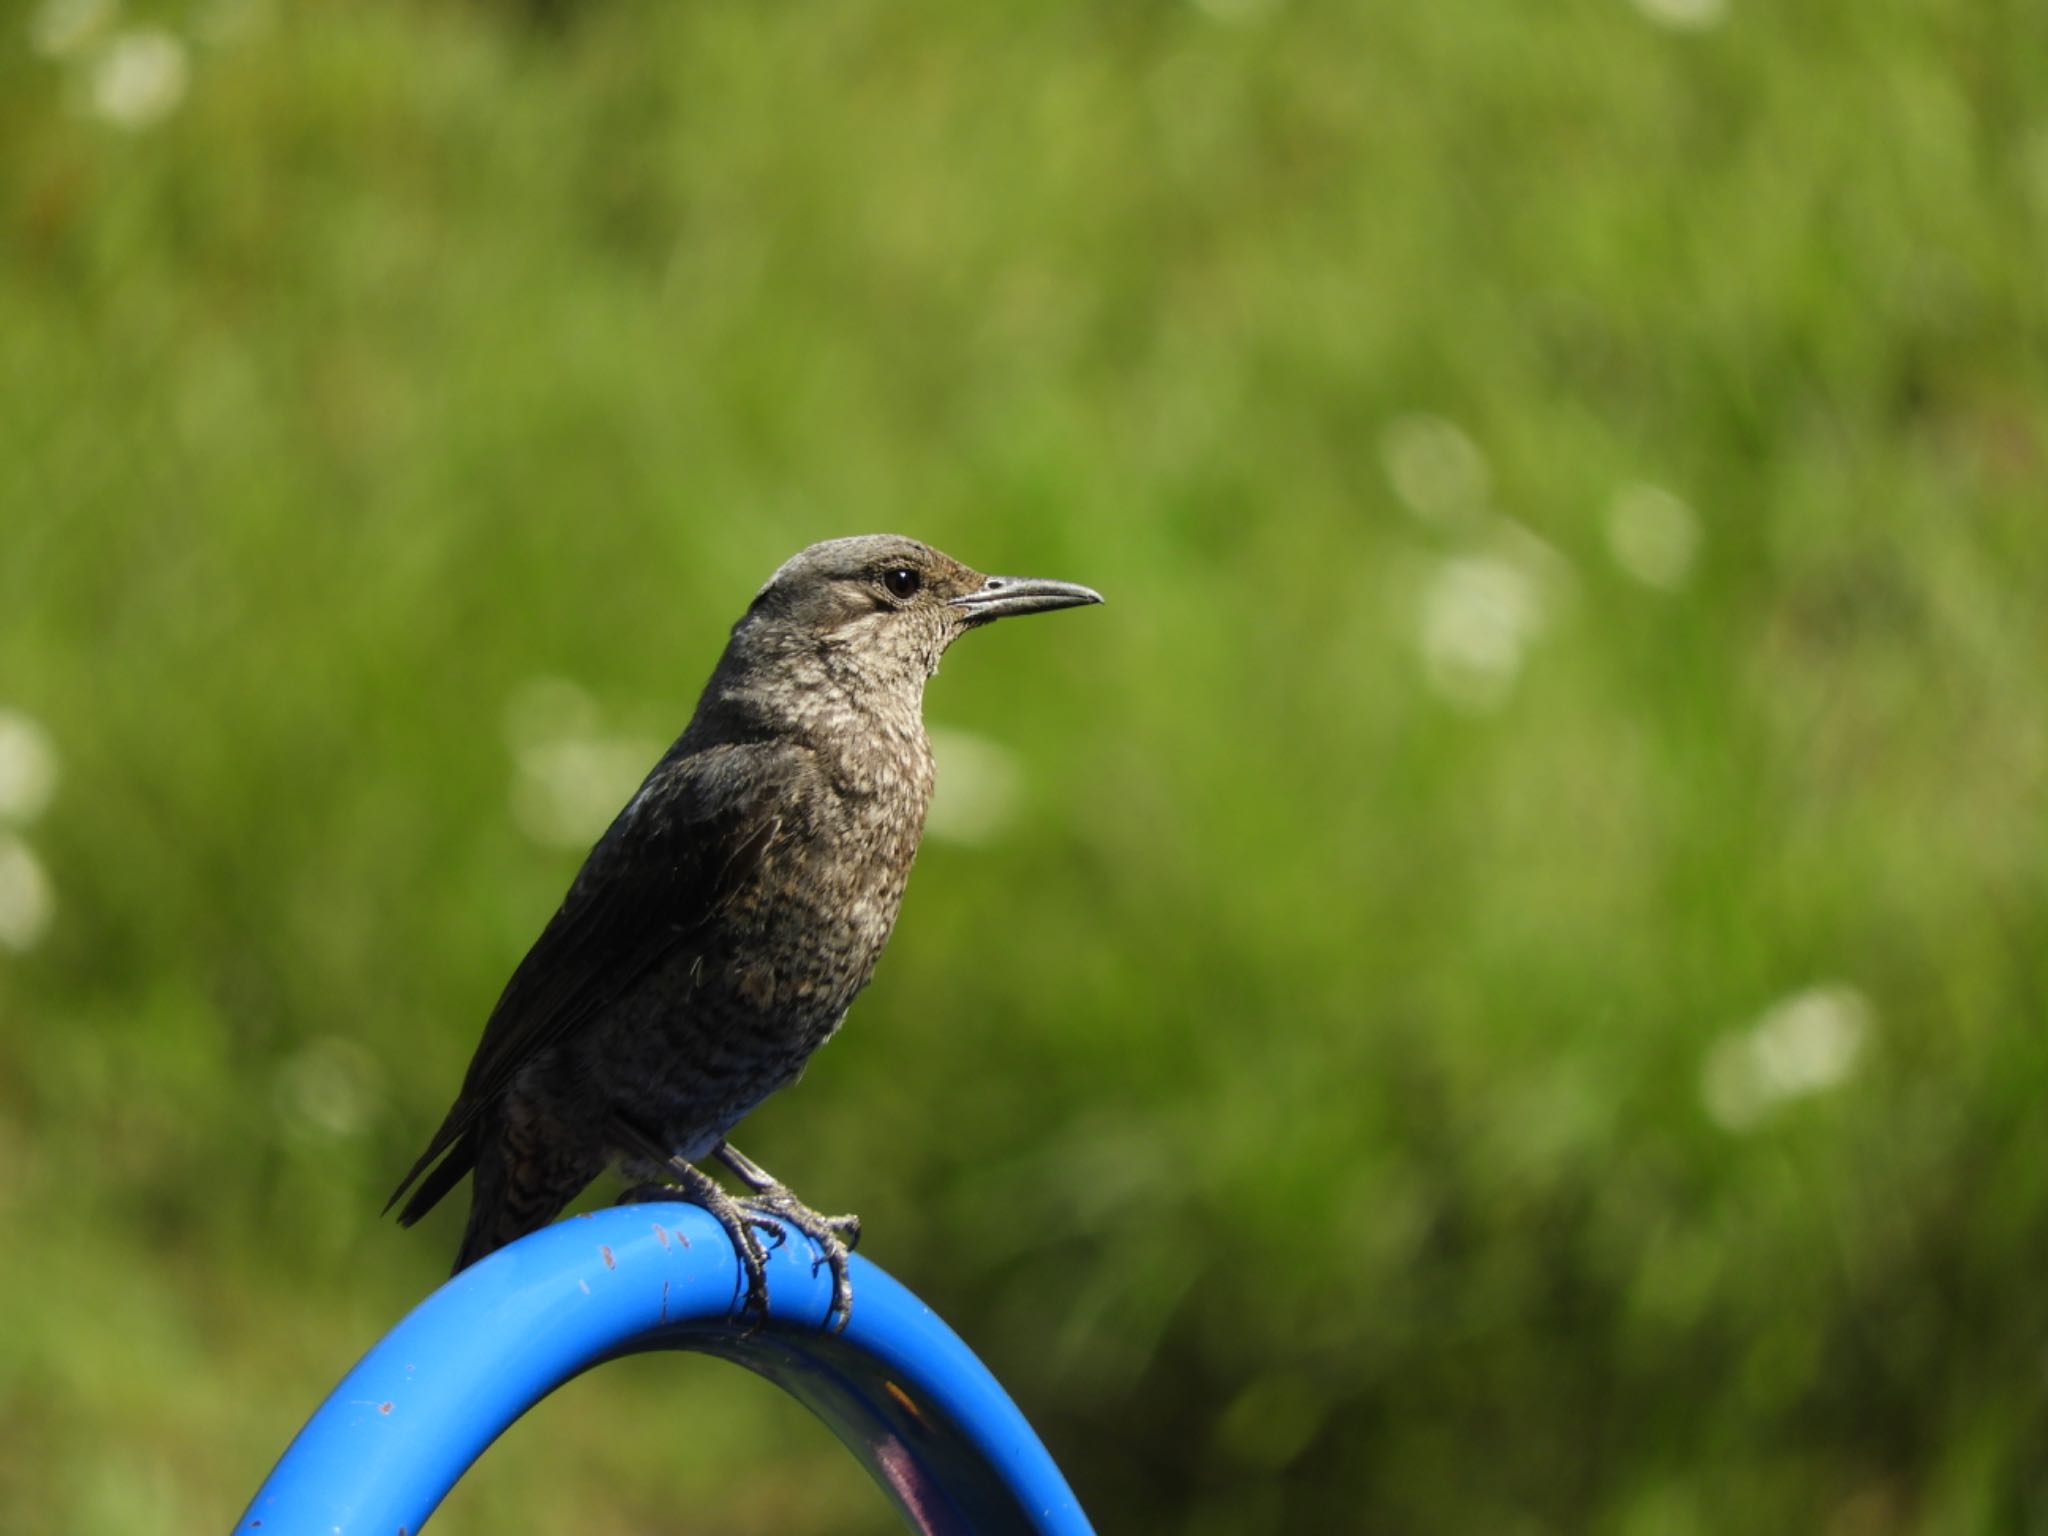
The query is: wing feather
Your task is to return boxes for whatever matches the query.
[385,742,798,1220]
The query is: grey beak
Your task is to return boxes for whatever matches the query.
[948,575,1104,623]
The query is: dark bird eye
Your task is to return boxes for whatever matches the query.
[883,567,922,599]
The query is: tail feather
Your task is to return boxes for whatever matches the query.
[393,1110,597,1273]
[392,1125,478,1228]
[386,1084,486,1219]
[449,1142,547,1274]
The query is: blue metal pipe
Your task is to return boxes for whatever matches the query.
[234,1202,1094,1535]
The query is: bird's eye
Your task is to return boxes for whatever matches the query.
[883,567,922,600]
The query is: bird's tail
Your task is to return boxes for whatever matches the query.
[389,1123,479,1229]
[388,1110,567,1273]
[447,1136,578,1274]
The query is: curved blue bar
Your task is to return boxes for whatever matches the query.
[234,1204,1093,1536]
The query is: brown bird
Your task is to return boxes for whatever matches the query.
[386,535,1101,1326]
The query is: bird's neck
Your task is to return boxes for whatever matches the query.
[692,642,936,801]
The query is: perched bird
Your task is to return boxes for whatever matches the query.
[386,535,1101,1326]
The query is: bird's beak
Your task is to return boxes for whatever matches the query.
[947,575,1104,624]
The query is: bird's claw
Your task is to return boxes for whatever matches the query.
[823,1211,862,1252]
[739,1191,858,1332]
[621,1169,781,1322]
[712,1144,859,1328]
[627,1147,859,1330]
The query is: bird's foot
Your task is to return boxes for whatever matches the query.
[736,1190,856,1332]
[717,1144,858,1331]
[620,1163,785,1322]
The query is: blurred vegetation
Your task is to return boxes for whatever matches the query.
[4,0,2047,1531]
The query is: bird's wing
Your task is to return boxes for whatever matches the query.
[384,741,802,1216]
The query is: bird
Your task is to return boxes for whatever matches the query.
[385,535,1102,1328]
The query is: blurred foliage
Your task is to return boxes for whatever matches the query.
[4,0,2047,1531]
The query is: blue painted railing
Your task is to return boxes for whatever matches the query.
[235,1203,1093,1535]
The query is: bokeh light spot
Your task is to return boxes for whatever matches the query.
[274,1036,388,1141]
[1702,984,1872,1131]
[926,727,1024,847]
[1379,415,1491,529]
[29,0,114,58]
[0,709,59,824]
[0,835,55,952]
[1417,554,1547,711]
[88,27,189,130]
[1631,0,1728,30]
[1605,482,1701,590]
[504,677,662,851]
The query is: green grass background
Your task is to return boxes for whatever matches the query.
[4,0,2046,1530]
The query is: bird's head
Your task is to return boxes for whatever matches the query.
[736,535,1102,682]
